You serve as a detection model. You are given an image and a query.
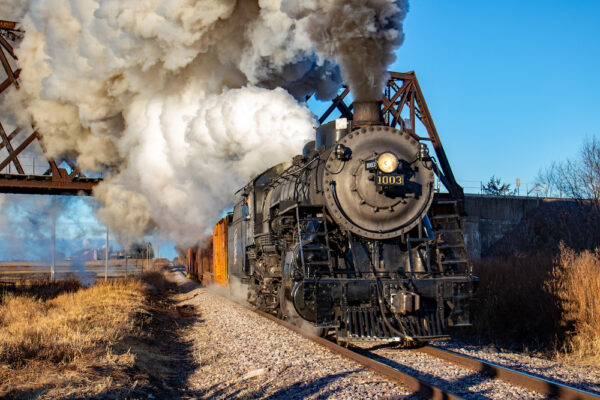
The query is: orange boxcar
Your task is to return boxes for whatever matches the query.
[212,218,228,287]
[185,216,228,288]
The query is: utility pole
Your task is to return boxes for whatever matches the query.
[144,242,148,274]
[104,228,108,281]
[51,200,56,282]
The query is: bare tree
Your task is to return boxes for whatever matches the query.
[551,137,600,202]
[535,162,559,197]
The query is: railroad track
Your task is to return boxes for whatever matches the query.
[414,345,600,400]
[251,308,462,400]
[250,307,600,400]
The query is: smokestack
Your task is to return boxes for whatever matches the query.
[352,101,383,127]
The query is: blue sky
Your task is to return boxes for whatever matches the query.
[387,0,600,193]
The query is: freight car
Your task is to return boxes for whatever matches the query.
[185,83,476,344]
[185,217,229,287]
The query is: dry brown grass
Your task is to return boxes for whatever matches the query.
[467,199,600,362]
[548,245,600,362]
[0,273,195,399]
[0,279,146,366]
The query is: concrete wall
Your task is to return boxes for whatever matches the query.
[461,195,573,259]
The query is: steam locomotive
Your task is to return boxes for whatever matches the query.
[187,98,476,344]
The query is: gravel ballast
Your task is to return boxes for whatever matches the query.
[171,272,414,399]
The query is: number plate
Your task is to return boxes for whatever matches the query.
[375,174,404,186]
[365,160,377,170]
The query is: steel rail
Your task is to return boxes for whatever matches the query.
[250,308,463,400]
[416,346,600,400]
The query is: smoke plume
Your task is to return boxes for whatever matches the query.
[283,0,409,101]
[1,0,409,245]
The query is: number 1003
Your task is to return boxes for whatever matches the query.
[376,175,403,185]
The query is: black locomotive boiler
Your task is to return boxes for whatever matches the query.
[227,100,476,344]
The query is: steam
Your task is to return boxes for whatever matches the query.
[0,1,28,21]
[0,194,106,261]
[1,0,409,245]
[95,86,314,241]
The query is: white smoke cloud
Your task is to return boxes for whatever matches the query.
[95,85,313,242]
[1,0,409,245]
[0,1,29,21]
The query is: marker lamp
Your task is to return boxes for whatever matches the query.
[377,153,398,173]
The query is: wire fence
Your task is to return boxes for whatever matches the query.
[0,258,159,286]
[0,157,47,175]
[0,156,103,177]
[437,177,564,198]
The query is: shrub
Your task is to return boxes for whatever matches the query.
[548,245,600,361]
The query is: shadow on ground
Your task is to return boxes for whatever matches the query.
[198,370,361,400]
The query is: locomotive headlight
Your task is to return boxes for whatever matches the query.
[377,152,398,173]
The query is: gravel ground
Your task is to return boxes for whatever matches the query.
[436,340,600,395]
[169,268,415,399]
[167,267,588,399]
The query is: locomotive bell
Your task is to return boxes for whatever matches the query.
[302,140,316,158]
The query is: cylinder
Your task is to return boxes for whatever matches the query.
[352,101,382,127]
